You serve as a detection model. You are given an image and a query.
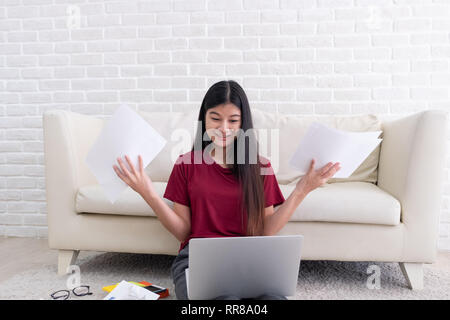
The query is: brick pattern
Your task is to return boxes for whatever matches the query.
[0,0,449,251]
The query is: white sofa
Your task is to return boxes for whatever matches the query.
[42,108,448,290]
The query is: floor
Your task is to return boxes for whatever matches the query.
[1,236,449,285]
[0,237,58,283]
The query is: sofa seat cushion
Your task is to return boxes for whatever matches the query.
[76,183,170,218]
[76,181,401,226]
[279,182,401,226]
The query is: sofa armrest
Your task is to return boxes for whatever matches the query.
[43,110,79,248]
[377,110,448,261]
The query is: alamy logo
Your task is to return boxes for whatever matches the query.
[366,264,381,290]
[170,123,281,175]
[66,265,81,290]
[66,5,81,30]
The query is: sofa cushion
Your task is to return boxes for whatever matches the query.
[76,183,172,217]
[279,182,400,226]
[76,181,400,226]
[251,108,382,184]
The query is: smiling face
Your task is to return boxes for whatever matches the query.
[205,103,242,148]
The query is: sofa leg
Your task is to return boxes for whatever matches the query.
[399,262,423,290]
[58,250,80,276]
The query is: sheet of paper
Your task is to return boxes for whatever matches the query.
[289,122,382,178]
[103,280,159,300]
[323,124,382,141]
[85,104,166,203]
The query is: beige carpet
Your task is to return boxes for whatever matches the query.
[0,249,449,300]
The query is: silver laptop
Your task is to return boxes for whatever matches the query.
[185,235,303,300]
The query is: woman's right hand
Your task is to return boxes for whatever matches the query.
[113,154,156,197]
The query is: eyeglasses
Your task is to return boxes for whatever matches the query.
[50,285,93,300]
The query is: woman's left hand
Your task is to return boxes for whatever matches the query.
[295,159,341,196]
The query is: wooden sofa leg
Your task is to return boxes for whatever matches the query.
[399,262,423,290]
[58,250,80,276]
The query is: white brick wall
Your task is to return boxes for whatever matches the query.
[1,0,449,251]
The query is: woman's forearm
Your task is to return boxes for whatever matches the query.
[263,188,309,236]
[141,189,190,243]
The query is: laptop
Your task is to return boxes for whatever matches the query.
[185,235,303,300]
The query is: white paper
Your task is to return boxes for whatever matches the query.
[85,104,166,203]
[322,124,382,141]
[103,280,159,300]
[289,122,382,178]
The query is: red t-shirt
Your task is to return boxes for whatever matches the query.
[163,150,285,253]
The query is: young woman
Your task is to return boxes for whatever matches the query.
[113,80,341,300]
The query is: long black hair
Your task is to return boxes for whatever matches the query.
[191,80,265,236]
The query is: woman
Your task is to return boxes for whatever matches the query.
[113,80,341,300]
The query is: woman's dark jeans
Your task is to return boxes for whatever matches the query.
[170,243,288,300]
